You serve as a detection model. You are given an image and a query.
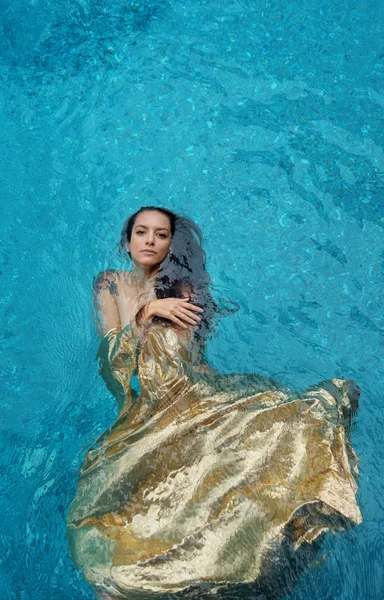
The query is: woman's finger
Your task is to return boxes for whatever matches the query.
[169,315,188,328]
[178,307,201,324]
[177,312,200,326]
[178,299,204,313]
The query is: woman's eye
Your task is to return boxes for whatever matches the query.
[136,230,145,235]
[158,234,167,239]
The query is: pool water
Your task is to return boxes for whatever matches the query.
[0,0,383,598]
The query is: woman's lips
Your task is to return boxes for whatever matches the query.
[141,250,156,254]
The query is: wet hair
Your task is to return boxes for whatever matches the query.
[120,206,218,346]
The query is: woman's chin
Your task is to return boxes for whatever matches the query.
[133,257,163,269]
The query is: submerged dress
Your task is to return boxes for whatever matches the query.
[67,320,362,599]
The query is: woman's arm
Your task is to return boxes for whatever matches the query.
[93,270,122,337]
[135,297,204,330]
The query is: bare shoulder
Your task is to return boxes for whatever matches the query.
[93,269,131,295]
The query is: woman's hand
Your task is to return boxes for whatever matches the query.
[146,297,204,329]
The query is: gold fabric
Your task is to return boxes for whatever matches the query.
[67,323,362,598]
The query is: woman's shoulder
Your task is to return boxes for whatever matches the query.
[93,269,133,293]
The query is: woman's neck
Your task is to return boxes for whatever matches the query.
[131,263,159,284]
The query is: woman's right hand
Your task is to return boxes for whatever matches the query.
[147,298,204,329]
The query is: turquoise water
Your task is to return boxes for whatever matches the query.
[1,0,383,598]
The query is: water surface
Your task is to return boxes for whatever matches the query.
[0,0,383,598]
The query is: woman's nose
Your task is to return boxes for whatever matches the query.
[146,232,155,245]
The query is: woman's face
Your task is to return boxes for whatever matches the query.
[128,210,172,269]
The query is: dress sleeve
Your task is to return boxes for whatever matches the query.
[96,325,138,415]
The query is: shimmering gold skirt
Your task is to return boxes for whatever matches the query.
[67,324,362,598]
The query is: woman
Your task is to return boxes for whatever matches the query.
[67,207,362,600]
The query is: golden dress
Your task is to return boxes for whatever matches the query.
[67,321,362,599]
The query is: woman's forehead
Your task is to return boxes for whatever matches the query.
[134,210,171,229]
